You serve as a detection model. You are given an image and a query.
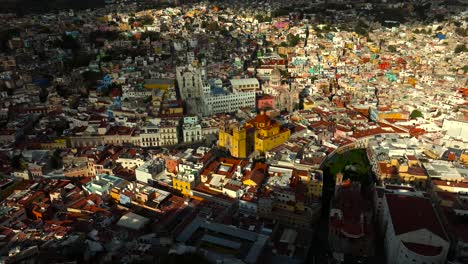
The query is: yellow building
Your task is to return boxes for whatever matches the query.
[249,113,290,154]
[303,98,315,110]
[110,187,121,203]
[277,46,295,56]
[218,112,290,158]
[164,107,183,115]
[40,138,67,149]
[378,111,409,121]
[460,151,468,165]
[143,79,174,90]
[219,125,251,158]
[172,173,197,196]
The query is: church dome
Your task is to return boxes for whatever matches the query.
[249,111,272,128]
[271,67,281,78]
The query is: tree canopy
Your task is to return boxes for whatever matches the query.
[387,45,397,52]
[138,15,154,26]
[410,109,423,119]
[454,44,467,53]
[287,33,300,47]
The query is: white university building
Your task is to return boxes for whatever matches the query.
[176,65,257,116]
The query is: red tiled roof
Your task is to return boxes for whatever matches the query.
[106,126,135,136]
[330,183,368,238]
[409,127,426,137]
[248,113,272,126]
[199,150,215,165]
[407,165,427,176]
[224,183,241,191]
[243,162,267,186]
[378,162,398,176]
[385,194,447,241]
[402,242,442,257]
[79,177,92,185]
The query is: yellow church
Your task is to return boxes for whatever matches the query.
[219,112,290,158]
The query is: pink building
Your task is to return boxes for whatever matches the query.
[257,95,275,110]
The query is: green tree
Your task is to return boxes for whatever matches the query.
[410,109,423,119]
[39,86,48,103]
[68,96,80,110]
[255,14,271,23]
[287,33,300,47]
[0,28,20,51]
[454,44,467,53]
[60,34,80,51]
[70,52,95,68]
[354,20,369,36]
[82,71,103,88]
[144,95,152,104]
[160,23,169,32]
[10,155,22,169]
[141,31,160,41]
[206,21,219,32]
[108,21,119,27]
[50,149,63,170]
[220,27,230,36]
[387,45,397,52]
[271,7,292,18]
[455,27,467,37]
[139,15,154,25]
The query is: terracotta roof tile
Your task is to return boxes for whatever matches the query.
[385,194,447,241]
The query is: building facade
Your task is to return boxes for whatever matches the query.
[219,112,290,158]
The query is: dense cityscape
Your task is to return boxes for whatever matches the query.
[0,0,467,263]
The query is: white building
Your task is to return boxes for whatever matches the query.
[83,174,126,197]
[121,85,152,100]
[442,119,468,141]
[229,78,261,94]
[139,121,179,147]
[423,160,464,181]
[176,65,257,116]
[182,123,202,143]
[183,116,199,125]
[181,116,203,144]
[117,156,145,170]
[382,193,449,264]
[135,159,165,184]
[202,87,256,116]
